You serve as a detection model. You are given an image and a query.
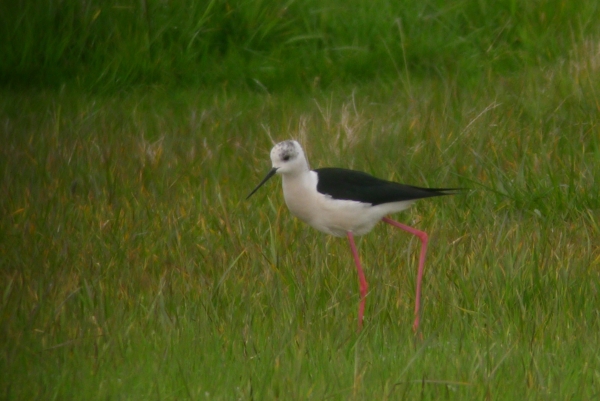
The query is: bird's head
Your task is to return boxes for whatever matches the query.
[246,140,309,199]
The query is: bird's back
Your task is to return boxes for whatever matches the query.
[314,168,457,206]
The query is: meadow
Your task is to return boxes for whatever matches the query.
[2,1,600,400]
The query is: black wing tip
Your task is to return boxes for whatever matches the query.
[432,188,468,195]
[401,187,467,200]
[419,188,470,196]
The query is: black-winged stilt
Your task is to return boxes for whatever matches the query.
[247,140,458,332]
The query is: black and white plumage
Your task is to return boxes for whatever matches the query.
[247,140,459,331]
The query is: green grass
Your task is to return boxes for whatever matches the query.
[2,0,600,90]
[2,39,600,398]
[2,0,600,398]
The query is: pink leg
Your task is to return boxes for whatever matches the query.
[347,231,368,330]
[382,217,428,333]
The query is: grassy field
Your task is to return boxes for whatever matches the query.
[3,0,600,90]
[2,1,600,400]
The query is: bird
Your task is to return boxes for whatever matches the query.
[246,140,459,332]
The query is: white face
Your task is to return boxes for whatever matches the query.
[270,140,307,174]
[246,140,309,199]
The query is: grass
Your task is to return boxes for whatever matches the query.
[2,42,600,398]
[2,0,600,90]
[1,0,600,399]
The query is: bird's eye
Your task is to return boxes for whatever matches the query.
[282,155,291,161]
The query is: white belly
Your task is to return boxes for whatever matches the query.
[282,172,414,237]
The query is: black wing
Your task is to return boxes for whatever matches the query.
[314,167,458,206]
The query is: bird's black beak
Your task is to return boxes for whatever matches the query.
[246,167,278,200]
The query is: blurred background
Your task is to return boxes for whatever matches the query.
[3,0,599,92]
